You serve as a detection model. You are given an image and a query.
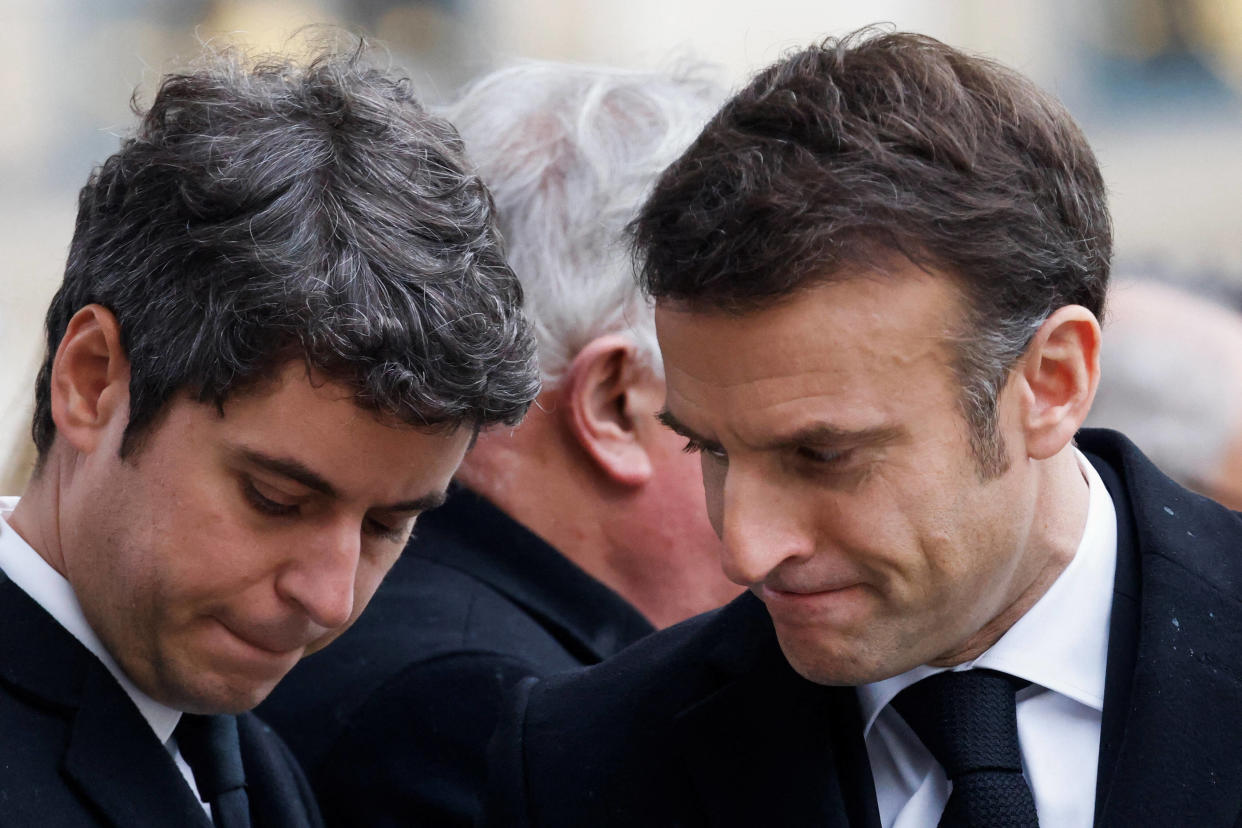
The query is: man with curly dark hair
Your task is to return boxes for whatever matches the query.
[258,60,743,828]
[0,42,538,827]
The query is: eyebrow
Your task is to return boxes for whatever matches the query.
[657,409,902,453]
[237,449,448,513]
[759,423,904,453]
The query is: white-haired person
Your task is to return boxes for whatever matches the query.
[1086,278,1242,510]
[258,61,742,827]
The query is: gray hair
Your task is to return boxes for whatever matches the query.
[33,41,540,461]
[440,60,725,385]
[1086,279,1242,486]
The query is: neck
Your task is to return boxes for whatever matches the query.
[930,447,1090,667]
[458,405,727,629]
[457,415,639,610]
[7,460,67,577]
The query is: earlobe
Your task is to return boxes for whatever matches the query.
[1019,305,1101,460]
[562,335,654,487]
[50,304,131,455]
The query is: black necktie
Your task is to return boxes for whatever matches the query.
[175,714,252,828]
[891,669,1039,828]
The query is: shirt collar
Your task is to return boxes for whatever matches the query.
[0,497,183,743]
[856,448,1117,734]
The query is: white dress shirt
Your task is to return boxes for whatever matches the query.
[0,497,208,813]
[857,449,1117,828]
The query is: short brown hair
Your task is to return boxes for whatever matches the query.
[633,29,1111,475]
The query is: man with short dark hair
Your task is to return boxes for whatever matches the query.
[0,44,538,827]
[258,60,740,828]
[485,30,1242,827]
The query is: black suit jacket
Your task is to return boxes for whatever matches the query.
[258,486,655,827]
[0,573,322,828]
[484,429,1242,827]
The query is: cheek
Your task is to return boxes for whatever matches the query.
[79,472,169,598]
[903,485,1016,608]
[812,489,963,617]
[147,496,283,613]
[356,555,394,604]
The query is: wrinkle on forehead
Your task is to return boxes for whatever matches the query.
[657,272,956,366]
[656,273,964,443]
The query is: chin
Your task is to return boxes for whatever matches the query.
[162,671,283,715]
[773,630,898,687]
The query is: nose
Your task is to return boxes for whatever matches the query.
[718,464,813,586]
[275,519,360,630]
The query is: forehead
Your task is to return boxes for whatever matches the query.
[655,272,964,437]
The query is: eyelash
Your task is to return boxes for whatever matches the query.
[680,441,853,474]
[243,481,298,516]
[680,438,727,460]
[796,446,849,465]
[242,481,407,544]
[364,518,407,544]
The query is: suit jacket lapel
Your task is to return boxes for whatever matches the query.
[62,667,211,828]
[0,576,209,827]
[1084,433,1242,827]
[672,595,880,827]
[1090,451,1140,825]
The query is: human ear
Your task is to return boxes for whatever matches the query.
[1017,304,1101,460]
[49,304,131,455]
[561,334,654,487]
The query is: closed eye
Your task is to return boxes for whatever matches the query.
[789,445,873,486]
[681,437,728,461]
[364,515,414,544]
[795,445,849,465]
[243,480,299,517]
[245,476,413,544]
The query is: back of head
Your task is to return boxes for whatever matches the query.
[633,28,1112,473]
[442,60,724,386]
[439,62,740,627]
[33,41,539,462]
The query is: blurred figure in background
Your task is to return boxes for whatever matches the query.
[1086,279,1242,510]
[259,61,742,826]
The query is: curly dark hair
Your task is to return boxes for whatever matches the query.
[33,42,539,463]
[633,29,1111,476]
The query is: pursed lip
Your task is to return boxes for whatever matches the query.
[757,581,866,618]
[761,580,860,599]
[216,618,311,657]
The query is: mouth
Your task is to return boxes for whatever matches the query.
[758,582,867,623]
[212,619,309,667]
